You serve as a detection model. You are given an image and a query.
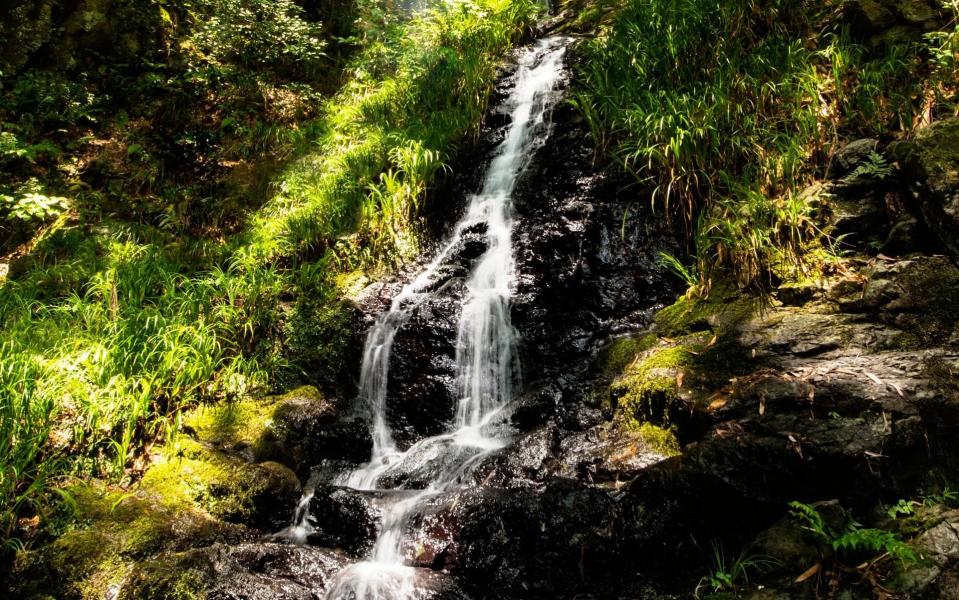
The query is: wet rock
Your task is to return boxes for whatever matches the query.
[557,423,672,485]
[266,387,373,475]
[510,100,681,385]
[405,569,470,600]
[507,383,562,431]
[473,426,560,487]
[386,279,464,448]
[375,433,512,489]
[450,221,488,263]
[306,486,391,556]
[402,480,623,597]
[249,461,304,531]
[891,118,959,259]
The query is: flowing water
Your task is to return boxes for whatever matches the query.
[289,37,569,599]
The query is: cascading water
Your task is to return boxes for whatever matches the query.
[290,36,569,600]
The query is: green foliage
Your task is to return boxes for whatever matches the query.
[656,251,698,289]
[789,501,918,566]
[575,0,827,221]
[887,499,918,520]
[190,0,327,74]
[0,178,69,223]
[925,1,959,114]
[923,485,959,508]
[845,152,893,183]
[573,0,958,290]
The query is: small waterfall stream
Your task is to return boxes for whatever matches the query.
[288,37,569,599]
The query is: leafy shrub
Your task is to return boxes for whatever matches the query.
[190,0,327,75]
[0,178,68,223]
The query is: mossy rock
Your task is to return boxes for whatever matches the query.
[143,438,300,530]
[595,333,658,378]
[891,118,959,258]
[635,423,681,457]
[119,551,212,600]
[283,296,359,392]
[184,385,326,456]
[654,282,758,338]
[610,343,697,427]
[10,481,248,600]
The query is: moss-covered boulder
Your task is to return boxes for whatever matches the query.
[892,118,959,259]
[610,343,696,427]
[10,481,252,600]
[143,439,301,531]
[185,385,371,478]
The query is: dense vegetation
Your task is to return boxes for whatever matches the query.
[572,0,959,290]
[0,0,538,550]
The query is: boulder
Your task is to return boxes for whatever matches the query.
[305,486,391,556]
[269,387,372,473]
[385,277,464,448]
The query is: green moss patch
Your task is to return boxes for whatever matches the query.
[144,438,298,525]
[185,396,279,452]
[654,281,758,338]
[611,343,696,427]
[596,333,658,378]
[12,479,241,600]
[636,423,681,457]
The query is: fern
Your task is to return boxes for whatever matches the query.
[788,501,827,539]
[832,527,917,564]
[844,151,893,182]
[789,501,918,566]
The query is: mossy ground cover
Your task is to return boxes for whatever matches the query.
[0,0,541,554]
[596,283,761,445]
[8,385,314,599]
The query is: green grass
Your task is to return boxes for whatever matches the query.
[241,0,539,268]
[571,0,957,291]
[0,0,540,549]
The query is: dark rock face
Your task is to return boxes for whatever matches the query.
[511,100,682,379]
[397,480,625,598]
[305,486,389,556]
[891,118,959,260]
[259,387,372,477]
[385,279,464,448]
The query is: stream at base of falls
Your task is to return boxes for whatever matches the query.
[275,36,570,600]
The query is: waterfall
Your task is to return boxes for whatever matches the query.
[303,37,568,600]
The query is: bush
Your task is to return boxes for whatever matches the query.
[190,0,327,76]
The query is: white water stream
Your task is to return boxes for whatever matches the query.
[290,37,568,599]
